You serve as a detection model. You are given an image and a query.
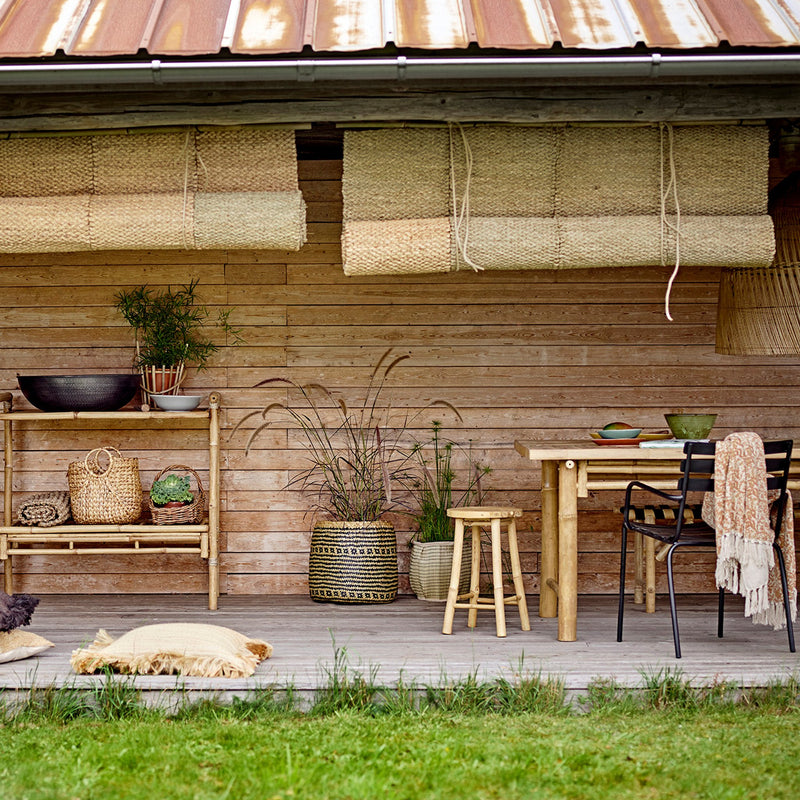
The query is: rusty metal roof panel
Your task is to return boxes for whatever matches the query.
[308,0,384,53]
[699,0,800,46]
[69,0,160,56]
[3,0,800,59]
[0,0,88,56]
[471,0,554,48]
[620,0,718,48]
[145,0,232,55]
[230,0,306,54]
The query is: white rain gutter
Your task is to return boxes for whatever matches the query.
[3,53,800,86]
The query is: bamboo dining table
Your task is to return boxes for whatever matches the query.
[514,439,689,642]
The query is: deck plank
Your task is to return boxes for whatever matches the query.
[1,594,798,697]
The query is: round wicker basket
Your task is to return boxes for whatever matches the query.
[148,464,205,525]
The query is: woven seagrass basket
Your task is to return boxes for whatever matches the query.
[308,520,398,604]
[409,539,471,602]
[67,447,142,525]
[148,465,205,525]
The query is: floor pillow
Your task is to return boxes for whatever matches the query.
[70,623,272,678]
[0,630,54,664]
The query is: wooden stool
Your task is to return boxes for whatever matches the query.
[442,506,531,638]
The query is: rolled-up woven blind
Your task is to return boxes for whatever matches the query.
[341,124,773,275]
[0,127,306,253]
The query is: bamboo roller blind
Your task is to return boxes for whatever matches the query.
[341,124,775,275]
[0,128,307,253]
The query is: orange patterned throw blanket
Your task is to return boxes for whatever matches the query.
[702,432,797,629]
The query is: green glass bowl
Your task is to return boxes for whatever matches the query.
[664,413,717,440]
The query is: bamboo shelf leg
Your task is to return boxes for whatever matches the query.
[208,391,221,610]
[3,415,12,594]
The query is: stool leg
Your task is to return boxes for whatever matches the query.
[491,518,507,637]
[468,523,481,628]
[507,518,530,631]
[443,518,465,635]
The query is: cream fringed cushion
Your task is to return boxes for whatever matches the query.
[0,630,54,664]
[70,623,272,678]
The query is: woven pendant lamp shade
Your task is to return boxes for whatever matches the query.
[715,265,800,355]
[715,167,800,355]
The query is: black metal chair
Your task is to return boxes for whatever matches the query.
[617,439,796,658]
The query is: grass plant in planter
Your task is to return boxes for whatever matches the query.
[114,279,243,398]
[409,422,491,601]
[236,350,456,604]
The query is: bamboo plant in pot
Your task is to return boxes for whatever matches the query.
[237,350,455,604]
[409,422,492,601]
[114,279,243,398]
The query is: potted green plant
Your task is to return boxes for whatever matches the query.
[236,350,456,604]
[150,474,194,508]
[147,465,206,525]
[114,279,243,397]
[408,422,491,601]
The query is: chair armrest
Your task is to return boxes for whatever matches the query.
[623,481,682,513]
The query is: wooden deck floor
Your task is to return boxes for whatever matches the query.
[2,594,798,703]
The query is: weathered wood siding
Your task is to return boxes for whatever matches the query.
[2,132,800,597]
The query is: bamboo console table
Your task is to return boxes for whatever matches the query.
[0,391,221,610]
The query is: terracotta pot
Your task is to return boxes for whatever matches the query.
[141,364,184,396]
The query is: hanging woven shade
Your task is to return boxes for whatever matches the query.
[715,265,800,355]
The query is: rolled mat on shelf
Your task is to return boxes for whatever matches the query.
[16,491,72,527]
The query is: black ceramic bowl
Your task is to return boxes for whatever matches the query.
[17,374,140,412]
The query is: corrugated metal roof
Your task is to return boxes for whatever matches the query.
[1,0,800,59]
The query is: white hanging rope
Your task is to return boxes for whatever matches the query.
[659,122,682,321]
[448,122,484,272]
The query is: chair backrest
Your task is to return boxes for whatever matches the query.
[677,438,793,539]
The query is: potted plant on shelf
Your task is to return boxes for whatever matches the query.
[147,465,206,525]
[409,421,492,601]
[236,350,457,604]
[114,279,243,398]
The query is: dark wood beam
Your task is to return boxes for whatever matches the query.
[1,82,800,131]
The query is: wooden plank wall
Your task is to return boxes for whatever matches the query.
[2,126,800,598]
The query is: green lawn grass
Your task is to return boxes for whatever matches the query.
[2,678,800,800]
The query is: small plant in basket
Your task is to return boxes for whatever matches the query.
[150,474,194,508]
[147,466,206,525]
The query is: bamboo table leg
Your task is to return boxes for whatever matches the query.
[539,460,559,618]
[557,459,579,642]
[645,536,656,613]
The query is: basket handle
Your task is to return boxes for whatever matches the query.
[83,447,123,477]
[152,464,206,498]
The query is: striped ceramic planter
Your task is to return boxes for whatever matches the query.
[308,520,398,604]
